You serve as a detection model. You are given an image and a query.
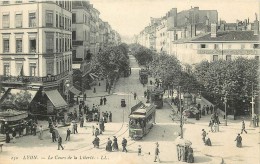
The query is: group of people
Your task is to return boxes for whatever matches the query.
[92,136,127,153]
[4,119,38,143]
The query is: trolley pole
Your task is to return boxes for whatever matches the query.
[179,86,183,139]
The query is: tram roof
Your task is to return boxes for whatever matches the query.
[129,114,146,119]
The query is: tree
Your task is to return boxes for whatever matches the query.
[129,44,155,66]
[193,58,259,115]
[91,45,130,93]
[1,90,32,110]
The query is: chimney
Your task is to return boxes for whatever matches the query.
[254,19,259,35]
[211,23,217,38]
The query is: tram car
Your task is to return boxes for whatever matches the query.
[150,89,164,109]
[129,102,156,140]
[139,69,148,84]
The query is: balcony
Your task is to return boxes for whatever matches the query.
[197,49,259,55]
[0,71,69,84]
[72,41,84,46]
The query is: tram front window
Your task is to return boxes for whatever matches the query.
[129,119,144,129]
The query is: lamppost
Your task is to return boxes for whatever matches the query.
[224,92,228,126]
[250,83,257,127]
[176,85,183,139]
[65,79,70,104]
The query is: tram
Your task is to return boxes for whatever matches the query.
[129,102,156,140]
[139,69,148,84]
[150,89,164,109]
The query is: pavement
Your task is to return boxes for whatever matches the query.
[0,55,259,164]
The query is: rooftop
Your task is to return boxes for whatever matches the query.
[191,30,259,42]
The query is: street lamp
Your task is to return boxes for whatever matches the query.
[224,93,227,126]
[65,79,70,104]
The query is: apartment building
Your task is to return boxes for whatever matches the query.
[0,0,73,113]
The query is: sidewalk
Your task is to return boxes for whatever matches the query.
[84,80,117,98]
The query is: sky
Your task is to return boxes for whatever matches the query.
[89,0,260,42]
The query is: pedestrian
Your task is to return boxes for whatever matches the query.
[109,111,112,122]
[208,120,213,132]
[138,145,142,156]
[235,133,242,148]
[202,129,206,143]
[134,92,137,100]
[65,128,71,141]
[93,87,96,93]
[5,131,10,143]
[95,128,99,137]
[112,136,118,151]
[92,126,95,136]
[57,136,64,150]
[100,97,103,105]
[106,138,112,152]
[186,146,194,163]
[144,91,147,98]
[197,103,201,110]
[12,128,16,143]
[202,105,206,116]
[154,142,160,162]
[75,123,78,133]
[93,136,100,148]
[213,122,218,132]
[103,97,107,105]
[205,133,212,146]
[241,120,247,134]
[39,125,43,140]
[206,105,209,114]
[210,105,213,114]
[122,137,127,152]
[256,115,259,127]
[80,116,84,127]
[52,129,56,142]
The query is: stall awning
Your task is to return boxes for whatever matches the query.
[45,90,67,109]
[0,110,28,121]
[69,86,81,96]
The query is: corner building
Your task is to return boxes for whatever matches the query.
[0,0,73,113]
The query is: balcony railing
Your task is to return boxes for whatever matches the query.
[0,71,69,84]
[197,49,259,55]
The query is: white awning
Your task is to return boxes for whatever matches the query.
[69,86,81,96]
[45,90,67,109]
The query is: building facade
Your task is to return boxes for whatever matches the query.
[0,0,73,113]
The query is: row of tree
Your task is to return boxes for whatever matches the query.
[129,43,259,115]
[91,43,130,93]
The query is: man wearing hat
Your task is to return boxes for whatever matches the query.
[202,129,206,143]
[122,137,127,152]
[154,142,160,162]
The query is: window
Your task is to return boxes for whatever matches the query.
[29,63,36,76]
[2,14,10,28]
[72,31,76,40]
[56,37,59,52]
[56,14,59,27]
[16,39,22,52]
[3,63,10,76]
[46,11,53,27]
[3,38,9,52]
[200,44,206,48]
[46,60,54,75]
[16,63,23,75]
[72,13,76,23]
[226,55,231,61]
[46,33,54,53]
[213,55,218,61]
[29,12,36,27]
[253,44,260,49]
[29,38,36,52]
[241,44,245,49]
[214,44,219,49]
[15,13,22,28]
[255,56,259,60]
[2,1,9,4]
